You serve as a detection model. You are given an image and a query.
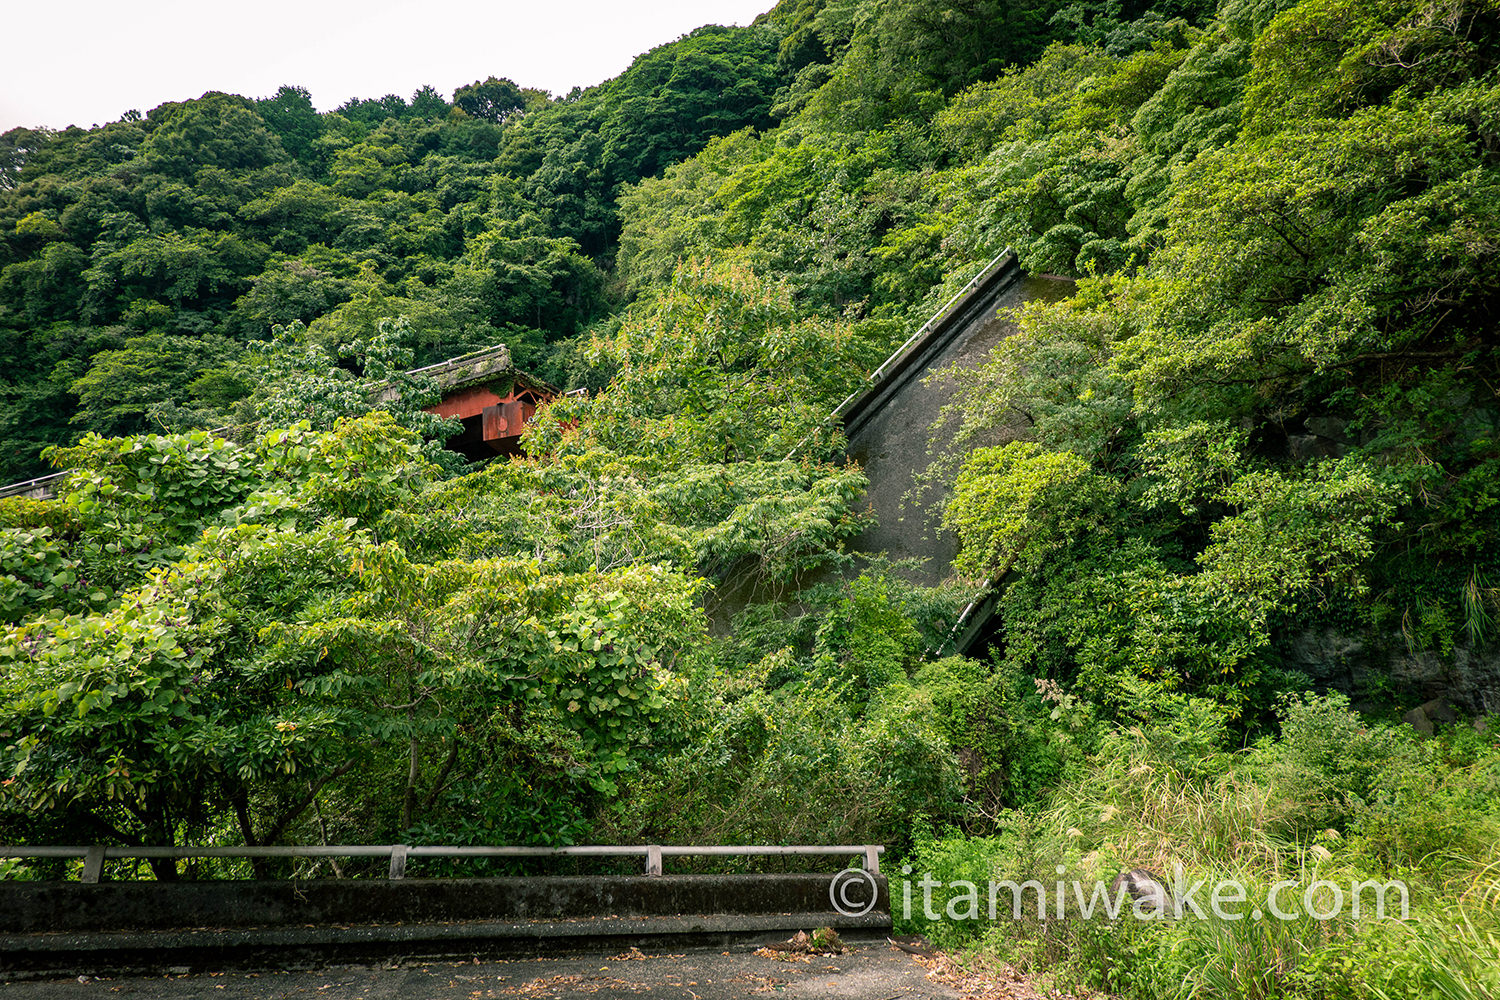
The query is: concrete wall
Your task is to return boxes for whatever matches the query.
[0,873,886,934]
[0,874,890,976]
[844,271,1073,587]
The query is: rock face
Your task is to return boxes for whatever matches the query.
[1110,868,1172,917]
[1273,402,1500,728]
[1403,697,1459,736]
[1287,627,1500,724]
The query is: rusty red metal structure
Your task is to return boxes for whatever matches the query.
[408,346,558,461]
[430,381,551,457]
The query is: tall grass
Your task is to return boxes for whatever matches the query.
[1041,723,1287,877]
[900,694,1500,1000]
[1370,910,1500,1000]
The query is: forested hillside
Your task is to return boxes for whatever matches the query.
[3,0,1500,995]
[0,24,787,472]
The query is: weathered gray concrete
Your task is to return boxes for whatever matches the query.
[0,876,890,978]
[0,875,886,934]
[0,944,959,1000]
[844,271,1075,587]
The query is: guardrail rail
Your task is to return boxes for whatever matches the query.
[0,471,68,502]
[1,843,884,883]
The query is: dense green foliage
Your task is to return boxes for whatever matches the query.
[929,0,1500,724]
[0,25,788,477]
[2,0,1499,992]
[902,690,1500,999]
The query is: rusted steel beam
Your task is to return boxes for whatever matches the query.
[431,385,505,421]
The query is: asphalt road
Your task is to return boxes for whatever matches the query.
[0,945,962,1000]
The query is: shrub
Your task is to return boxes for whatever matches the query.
[0,497,79,533]
[606,677,966,854]
[1254,692,1417,836]
[1352,737,1500,882]
[916,656,1097,813]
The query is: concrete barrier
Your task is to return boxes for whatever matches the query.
[0,874,889,977]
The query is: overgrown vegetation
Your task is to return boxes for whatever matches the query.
[2,0,1498,994]
[901,689,1500,1000]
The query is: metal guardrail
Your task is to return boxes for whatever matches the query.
[0,471,69,501]
[1,844,884,883]
[834,249,1016,422]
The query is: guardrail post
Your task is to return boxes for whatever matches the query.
[388,845,408,880]
[81,846,106,883]
[863,846,881,874]
[645,845,662,876]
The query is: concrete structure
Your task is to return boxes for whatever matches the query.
[0,945,957,998]
[836,252,1073,593]
[0,472,66,502]
[0,874,889,976]
[710,251,1075,651]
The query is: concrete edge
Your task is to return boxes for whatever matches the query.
[1,912,893,952]
[841,254,1023,442]
[0,912,894,979]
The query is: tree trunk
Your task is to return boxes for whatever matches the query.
[233,789,270,879]
[402,714,420,831]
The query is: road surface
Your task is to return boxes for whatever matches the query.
[0,944,966,1000]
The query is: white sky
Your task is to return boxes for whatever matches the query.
[1,0,776,132]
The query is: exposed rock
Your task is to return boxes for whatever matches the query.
[1286,628,1500,718]
[1110,868,1172,917]
[1304,416,1350,441]
[1403,706,1434,736]
[1287,434,1346,462]
[1402,696,1457,736]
